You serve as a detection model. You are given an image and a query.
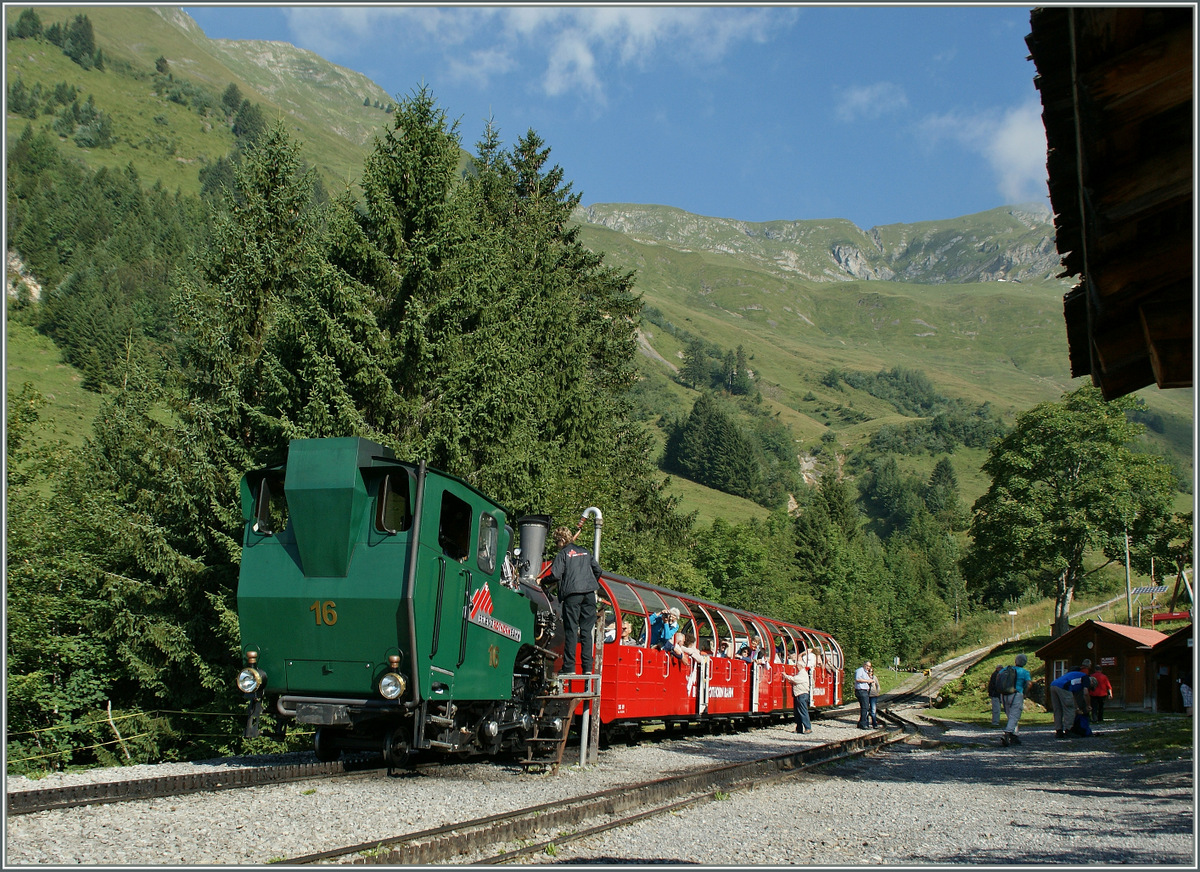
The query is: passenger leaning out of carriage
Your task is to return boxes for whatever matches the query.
[649,607,681,651]
[671,631,709,669]
[740,638,761,662]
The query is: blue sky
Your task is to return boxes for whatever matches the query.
[182,4,1049,229]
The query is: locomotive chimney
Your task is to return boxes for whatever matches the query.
[515,515,551,582]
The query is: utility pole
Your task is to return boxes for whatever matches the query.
[1124,528,1133,625]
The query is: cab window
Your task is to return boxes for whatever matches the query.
[476,513,499,575]
[438,492,472,562]
[375,473,413,534]
[252,474,288,535]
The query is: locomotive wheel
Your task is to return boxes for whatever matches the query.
[313,727,343,763]
[382,728,409,766]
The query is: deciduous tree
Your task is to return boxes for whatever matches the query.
[963,386,1177,636]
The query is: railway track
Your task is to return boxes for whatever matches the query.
[8,651,976,824]
[4,755,390,817]
[282,719,920,866]
[6,669,957,821]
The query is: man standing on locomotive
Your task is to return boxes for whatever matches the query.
[548,524,602,677]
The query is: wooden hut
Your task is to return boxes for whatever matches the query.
[1151,623,1194,713]
[1035,620,1168,710]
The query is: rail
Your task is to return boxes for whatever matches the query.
[282,729,901,865]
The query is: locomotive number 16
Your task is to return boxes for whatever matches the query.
[309,600,338,626]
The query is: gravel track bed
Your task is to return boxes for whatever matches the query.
[5,712,1194,866]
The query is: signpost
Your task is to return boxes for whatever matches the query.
[1007,610,1018,638]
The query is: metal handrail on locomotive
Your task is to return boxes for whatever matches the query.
[234,437,845,764]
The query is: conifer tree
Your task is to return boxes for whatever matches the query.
[13,8,42,39]
[338,90,687,574]
[221,83,243,115]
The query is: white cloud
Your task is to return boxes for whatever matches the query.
[445,48,516,90]
[834,82,909,123]
[985,102,1050,203]
[921,100,1049,205]
[544,30,603,102]
[283,5,791,103]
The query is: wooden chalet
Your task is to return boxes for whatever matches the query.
[1151,622,1194,712]
[1025,7,1194,399]
[1035,619,1168,710]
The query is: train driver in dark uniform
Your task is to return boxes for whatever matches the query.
[547,525,602,677]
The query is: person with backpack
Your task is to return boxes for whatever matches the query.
[987,665,1004,727]
[999,654,1032,747]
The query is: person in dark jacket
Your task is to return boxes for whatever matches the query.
[988,665,1004,727]
[547,524,602,677]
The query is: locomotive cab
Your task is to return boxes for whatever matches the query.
[235,438,552,763]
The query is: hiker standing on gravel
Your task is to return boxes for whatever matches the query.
[854,661,874,729]
[987,665,1004,727]
[1000,654,1032,747]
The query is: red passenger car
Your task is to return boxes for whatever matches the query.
[569,572,843,733]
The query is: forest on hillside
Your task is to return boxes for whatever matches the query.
[5,14,1191,773]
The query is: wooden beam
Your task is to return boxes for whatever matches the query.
[1142,300,1195,389]
[1089,236,1195,303]
[1147,338,1194,390]
[1095,354,1157,401]
[1093,145,1192,224]
[1085,25,1195,117]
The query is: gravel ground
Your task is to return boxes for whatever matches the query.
[5,709,1195,866]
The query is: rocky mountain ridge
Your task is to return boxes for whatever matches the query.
[575,202,1062,287]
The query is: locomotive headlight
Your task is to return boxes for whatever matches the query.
[237,667,264,693]
[378,672,407,700]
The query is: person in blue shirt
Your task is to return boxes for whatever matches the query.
[648,607,680,651]
[1000,653,1033,747]
[1049,659,1093,738]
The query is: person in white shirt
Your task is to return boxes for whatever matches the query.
[854,661,874,729]
[784,648,818,733]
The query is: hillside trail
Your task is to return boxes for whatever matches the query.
[878,642,997,706]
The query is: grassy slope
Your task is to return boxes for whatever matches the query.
[5,5,396,196]
[5,5,1191,526]
[5,318,101,448]
[583,220,1193,522]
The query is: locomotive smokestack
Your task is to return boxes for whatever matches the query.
[515,515,551,582]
